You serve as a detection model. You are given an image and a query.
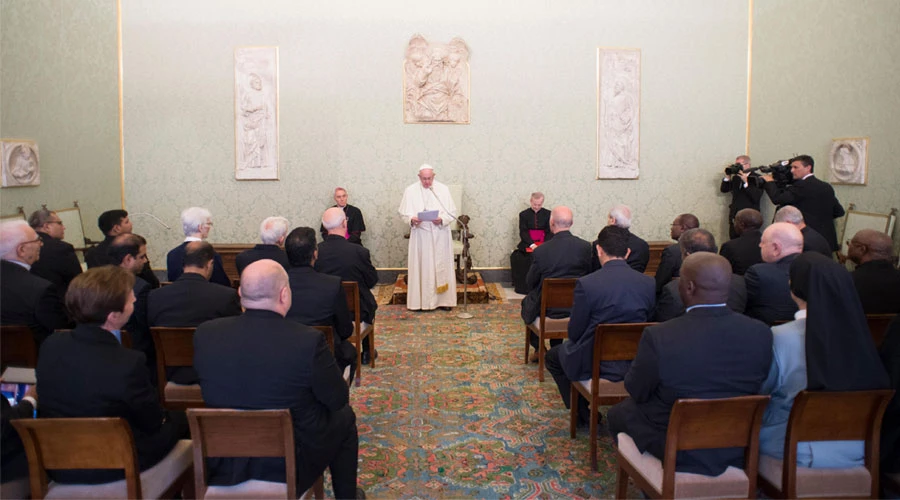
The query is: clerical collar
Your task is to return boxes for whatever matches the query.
[685,303,726,312]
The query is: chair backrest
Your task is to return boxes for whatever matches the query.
[187,408,296,499]
[310,325,335,353]
[1,325,38,369]
[539,278,577,313]
[342,281,362,328]
[867,314,896,347]
[781,389,894,498]
[150,327,197,390]
[12,417,142,499]
[661,396,770,498]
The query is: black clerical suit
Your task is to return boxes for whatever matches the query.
[744,253,800,325]
[30,231,82,290]
[591,231,650,274]
[0,260,70,347]
[510,207,552,294]
[37,325,187,484]
[167,241,230,287]
[720,174,763,239]
[654,275,747,322]
[85,235,160,288]
[764,175,845,251]
[852,260,900,314]
[235,244,290,276]
[194,310,358,498]
[719,229,762,276]
[800,226,833,257]
[319,204,366,246]
[315,234,378,326]
[654,244,681,295]
[286,266,357,382]
[608,306,773,476]
[125,277,155,382]
[147,272,241,384]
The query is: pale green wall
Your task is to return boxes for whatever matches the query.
[0,0,119,243]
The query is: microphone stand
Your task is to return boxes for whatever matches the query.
[427,187,474,319]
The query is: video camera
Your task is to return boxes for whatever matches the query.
[758,160,793,187]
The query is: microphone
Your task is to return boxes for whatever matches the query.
[428,186,468,234]
[130,212,171,230]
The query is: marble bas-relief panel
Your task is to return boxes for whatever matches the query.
[829,137,868,186]
[597,48,640,179]
[1,140,40,187]
[404,35,470,124]
[235,46,279,180]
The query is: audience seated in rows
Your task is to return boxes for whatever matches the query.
[193,259,362,498]
[744,222,803,325]
[167,207,230,287]
[719,208,763,276]
[848,229,900,314]
[546,225,655,426]
[85,209,159,288]
[28,208,82,291]
[236,216,291,276]
[285,226,357,382]
[590,204,650,274]
[37,266,188,484]
[655,228,747,322]
[316,207,379,364]
[773,205,832,257]
[759,252,890,466]
[0,220,70,347]
[148,241,241,384]
[520,206,592,361]
[655,213,699,295]
[609,252,773,476]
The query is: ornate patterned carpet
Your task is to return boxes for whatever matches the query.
[348,303,621,499]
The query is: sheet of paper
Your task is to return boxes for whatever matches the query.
[417,210,439,221]
[1,367,36,384]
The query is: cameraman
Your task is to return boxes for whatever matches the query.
[761,154,845,252]
[720,155,763,239]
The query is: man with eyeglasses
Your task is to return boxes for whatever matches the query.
[27,208,82,290]
[655,213,700,295]
[85,209,160,288]
[847,229,900,314]
[0,220,70,347]
[166,206,231,287]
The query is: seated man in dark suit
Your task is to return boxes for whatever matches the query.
[166,206,230,286]
[0,221,70,347]
[521,206,593,361]
[546,226,655,425]
[656,228,747,321]
[316,207,379,364]
[774,205,833,257]
[719,208,763,275]
[608,252,773,476]
[744,222,803,324]
[194,260,362,499]
[236,216,291,275]
[27,209,82,291]
[37,266,188,484]
[848,229,900,314]
[590,204,650,273]
[147,241,241,384]
[109,234,155,376]
[84,209,159,288]
[655,213,699,294]
[285,227,356,382]
[319,187,367,246]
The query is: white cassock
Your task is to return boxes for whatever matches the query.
[398,180,458,310]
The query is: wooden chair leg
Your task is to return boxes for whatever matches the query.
[354,337,362,388]
[569,385,579,439]
[615,463,629,499]
[367,332,375,369]
[590,400,599,471]
[524,327,531,364]
[538,334,546,383]
[313,474,324,499]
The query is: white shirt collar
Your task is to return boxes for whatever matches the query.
[184,236,202,242]
[794,309,807,320]
[802,173,814,180]
[5,259,31,271]
[685,303,727,312]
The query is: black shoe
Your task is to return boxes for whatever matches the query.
[361,350,378,365]
[356,487,367,499]
[438,306,453,311]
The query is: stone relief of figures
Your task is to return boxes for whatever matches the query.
[404,35,470,124]
[597,48,641,179]
[234,47,279,180]
[1,140,40,187]
[829,137,868,185]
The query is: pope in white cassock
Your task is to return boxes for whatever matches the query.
[398,164,458,311]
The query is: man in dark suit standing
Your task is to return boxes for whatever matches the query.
[236,216,291,275]
[85,209,160,288]
[0,221,70,347]
[545,226,655,425]
[316,207,379,364]
[773,205,833,257]
[718,208,763,275]
[194,260,362,499]
[744,222,803,324]
[27,209,82,290]
[521,206,593,359]
[655,213,700,294]
[720,155,763,239]
[285,227,356,382]
[608,252,773,476]
[319,187,367,246]
[147,241,241,384]
[763,154,845,251]
[848,229,900,314]
[590,204,650,273]
[166,206,230,287]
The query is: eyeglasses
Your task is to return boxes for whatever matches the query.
[46,220,64,225]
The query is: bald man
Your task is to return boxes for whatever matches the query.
[719,208,763,275]
[608,253,772,476]
[773,205,832,257]
[848,229,900,314]
[194,260,362,499]
[319,187,367,245]
[744,222,804,324]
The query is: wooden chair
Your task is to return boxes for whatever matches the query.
[570,322,654,470]
[616,395,770,499]
[11,417,193,499]
[150,327,205,410]
[524,277,577,382]
[310,325,335,353]
[186,408,324,499]
[867,313,897,348]
[758,389,895,499]
[342,281,375,387]
[1,325,38,369]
